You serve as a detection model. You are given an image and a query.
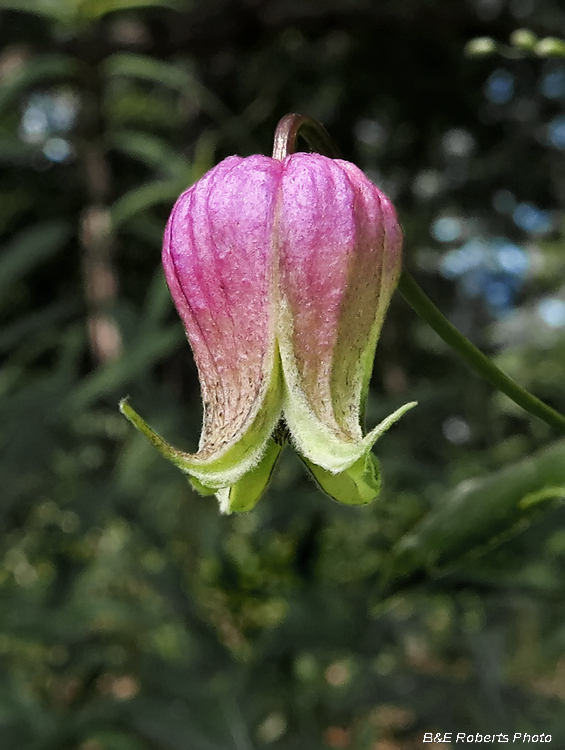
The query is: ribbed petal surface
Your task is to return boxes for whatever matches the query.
[162,155,283,485]
[277,153,403,471]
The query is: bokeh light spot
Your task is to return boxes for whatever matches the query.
[512,203,551,234]
[43,137,71,162]
[440,239,485,278]
[413,169,443,199]
[492,189,516,213]
[442,128,475,157]
[496,242,530,275]
[432,216,463,243]
[485,69,514,104]
[541,66,565,99]
[537,298,565,328]
[442,417,471,444]
[547,115,565,149]
[355,118,386,148]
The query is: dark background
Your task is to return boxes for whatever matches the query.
[1,0,565,748]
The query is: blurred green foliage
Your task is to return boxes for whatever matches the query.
[1,0,565,748]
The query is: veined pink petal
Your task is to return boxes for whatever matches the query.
[278,153,402,441]
[162,154,282,459]
[124,130,412,509]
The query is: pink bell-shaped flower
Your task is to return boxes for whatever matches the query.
[121,151,415,512]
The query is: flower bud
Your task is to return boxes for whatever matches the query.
[121,152,415,512]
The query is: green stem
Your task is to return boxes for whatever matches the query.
[398,270,565,435]
[272,113,340,160]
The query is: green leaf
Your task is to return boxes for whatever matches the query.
[0,0,186,23]
[67,326,183,411]
[0,220,72,301]
[109,130,192,181]
[83,0,186,17]
[464,37,497,57]
[0,139,42,163]
[386,440,565,583]
[137,269,175,330]
[0,0,67,20]
[510,29,538,50]
[103,52,194,92]
[103,53,253,151]
[0,298,78,354]
[124,214,168,247]
[111,179,186,227]
[535,37,565,56]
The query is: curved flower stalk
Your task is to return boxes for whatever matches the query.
[120,123,416,513]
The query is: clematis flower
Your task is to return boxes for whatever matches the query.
[120,151,416,513]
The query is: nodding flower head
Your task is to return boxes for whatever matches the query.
[121,149,416,513]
